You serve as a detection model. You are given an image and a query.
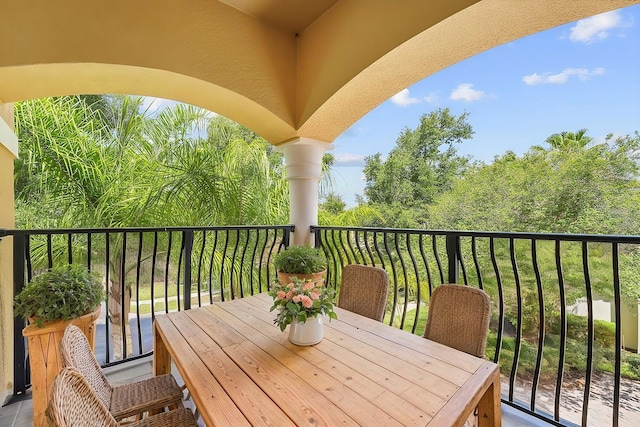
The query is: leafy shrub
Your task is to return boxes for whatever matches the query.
[273,245,327,274]
[548,313,615,348]
[14,264,104,327]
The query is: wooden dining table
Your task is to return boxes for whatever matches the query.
[153,293,501,426]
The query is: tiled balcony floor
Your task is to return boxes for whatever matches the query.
[0,356,549,427]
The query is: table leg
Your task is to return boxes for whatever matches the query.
[477,371,501,427]
[153,321,171,376]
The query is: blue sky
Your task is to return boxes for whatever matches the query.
[331,5,640,207]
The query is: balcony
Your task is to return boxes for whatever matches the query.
[2,225,639,426]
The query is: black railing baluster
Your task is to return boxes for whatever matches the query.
[373,231,385,271]
[13,233,27,395]
[554,240,567,422]
[531,239,545,412]
[197,231,206,306]
[105,233,111,363]
[355,230,366,265]
[165,232,172,313]
[87,233,92,271]
[363,231,375,266]
[418,234,433,298]
[209,230,219,303]
[176,235,183,311]
[446,234,459,284]
[433,235,444,284]
[490,237,504,365]
[150,232,158,322]
[582,241,593,426]
[384,232,398,327]
[266,228,279,290]
[406,234,421,334]
[259,229,270,292]
[509,237,522,402]
[47,234,53,268]
[231,229,240,298]
[120,232,127,359]
[471,237,483,290]
[612,243,621,427]
[395,232,409,328]
[458,237,469,285]
[221,230,230,300]
[336,229,348,267]
[67,233,72,264]
[135,232,143,355]
[240,229,250,295]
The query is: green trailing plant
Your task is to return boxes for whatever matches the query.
[273,245,327,274]
[14,264,104,328]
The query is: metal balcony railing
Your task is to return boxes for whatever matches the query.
[4,224,640,426]
[4,225,294,398]
[313,226,640,427]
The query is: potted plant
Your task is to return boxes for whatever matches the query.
[272,245,327,285]
[269,277,337,345]
[14,264,104,427]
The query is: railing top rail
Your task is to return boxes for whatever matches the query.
[311,225,640,244]
[1,225,295,236]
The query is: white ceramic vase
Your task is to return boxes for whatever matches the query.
[288,315,324,346]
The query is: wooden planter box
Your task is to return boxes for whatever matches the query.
[22,306,101,427]
[277,270,326,286]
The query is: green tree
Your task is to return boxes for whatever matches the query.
[428,132,640,234]
[545,128,593,152]
[321,192,346,215]
[362,108,473,227]
[14,95,292,357]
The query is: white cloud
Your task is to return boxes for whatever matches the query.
[449,83,486,102]
[335,153,366,167]
[523,67,605,85]
[391,89,420,107]
[570,11,622,43]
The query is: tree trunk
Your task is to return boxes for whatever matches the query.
[108,280,132,360]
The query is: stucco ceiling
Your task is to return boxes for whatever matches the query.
[218,0,340,33]
[0,0,638,145]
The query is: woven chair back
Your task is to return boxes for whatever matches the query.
[423,284,491,358]
[61,324,113,410]
[338,264,390,322]
[46,366,118,427]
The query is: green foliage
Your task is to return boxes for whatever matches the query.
[14,265,104,328]
[321,192,346,215]
[428,132,640,234]
[268,277,337,331]
[547,314,616,348]
[273,246,327,274]
[362,108,473,226]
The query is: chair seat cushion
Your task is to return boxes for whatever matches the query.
[110,374,184,420]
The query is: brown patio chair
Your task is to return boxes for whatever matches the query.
[423,284,491,358]
[60,324,185,421]
[338,264,389,322]
[46,366,198,427]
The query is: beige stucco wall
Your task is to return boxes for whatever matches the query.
[0,102,16,404]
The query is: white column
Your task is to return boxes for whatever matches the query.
[276,137,333,246]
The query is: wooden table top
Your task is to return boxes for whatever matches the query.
[153,293,501,427]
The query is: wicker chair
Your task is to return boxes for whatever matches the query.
[338,264,389,322]
[60,324,185,421]
[46,366,198,427]
[423,284,491,358]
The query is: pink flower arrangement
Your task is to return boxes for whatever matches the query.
[269,277,337,331]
